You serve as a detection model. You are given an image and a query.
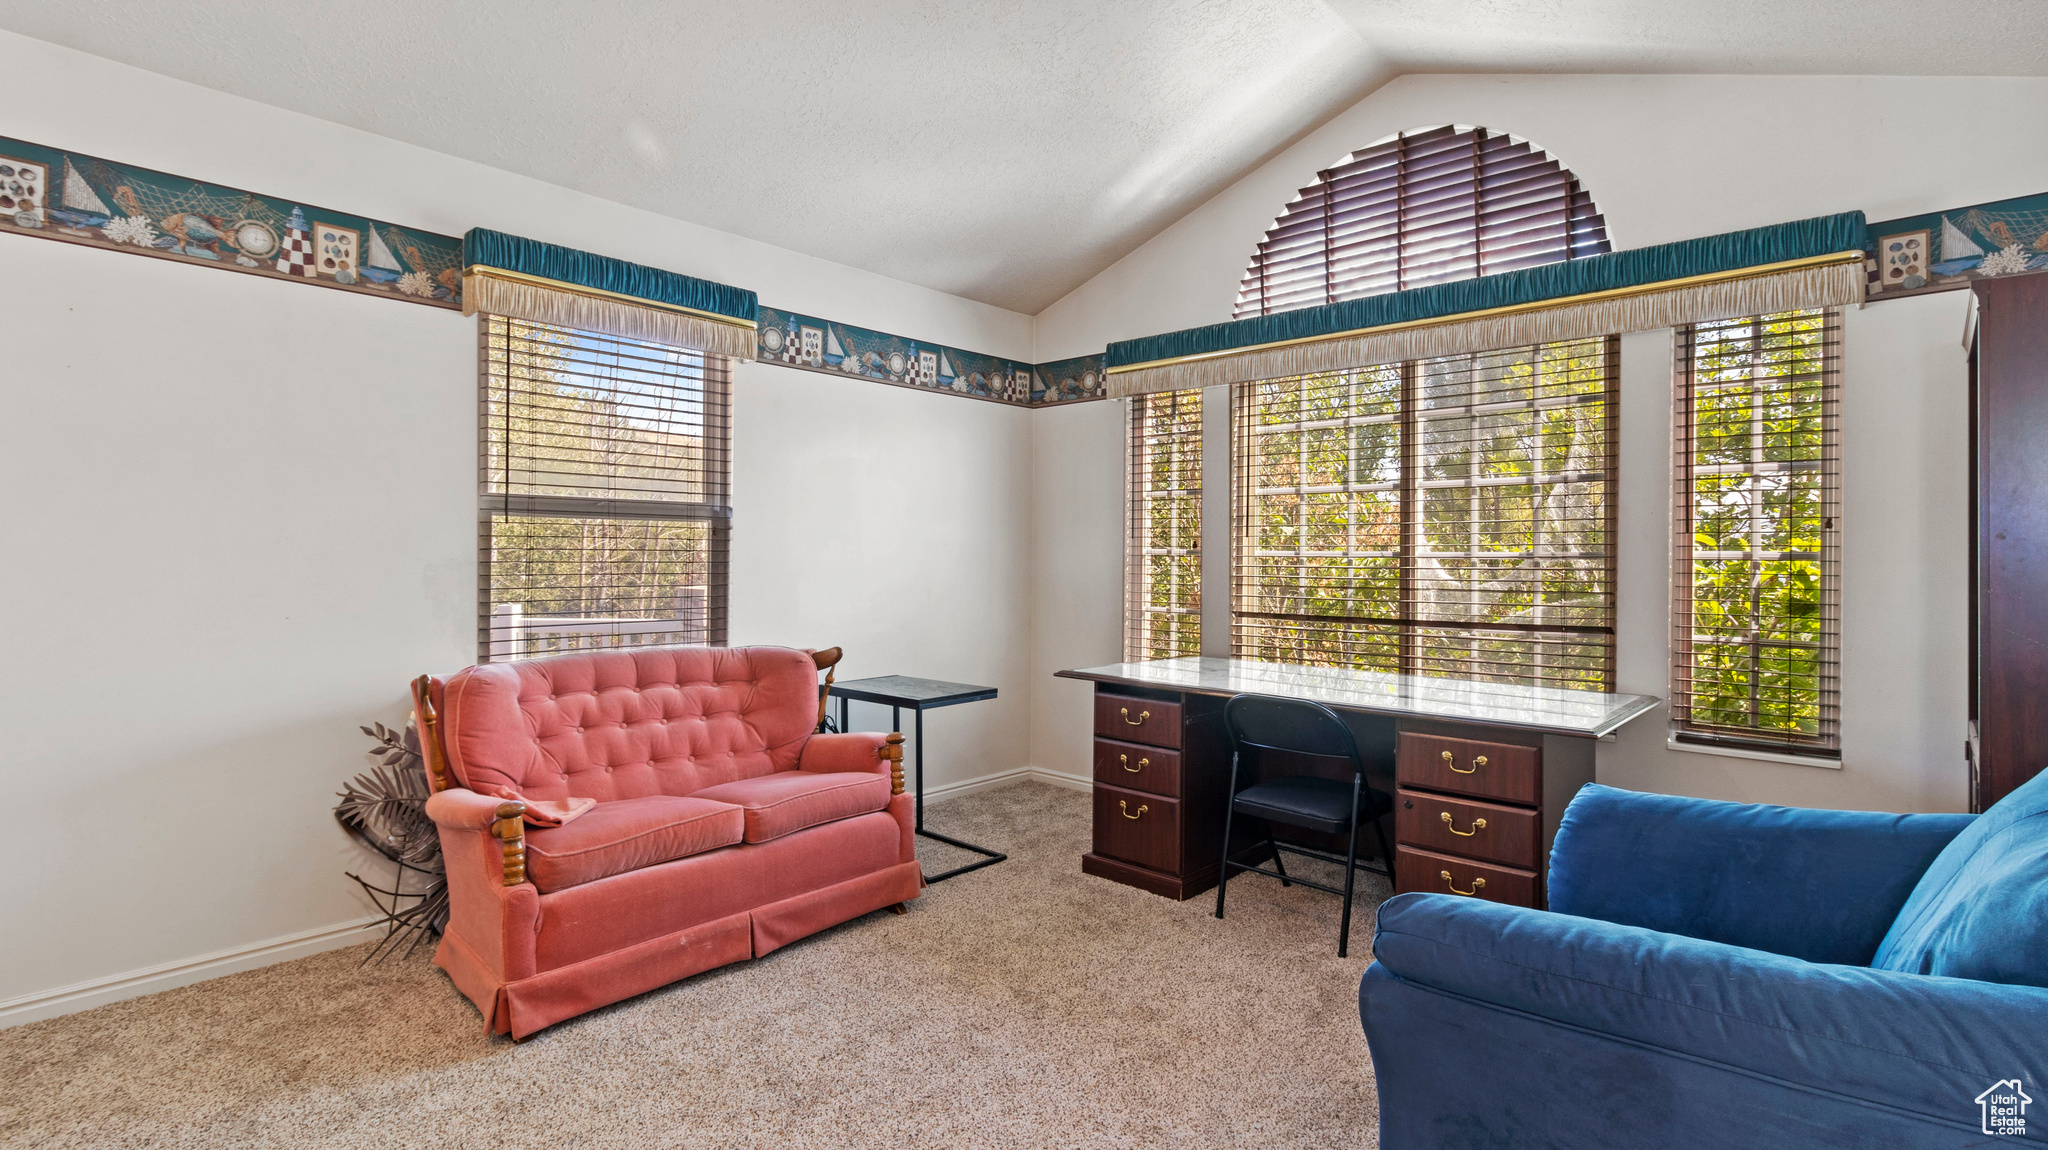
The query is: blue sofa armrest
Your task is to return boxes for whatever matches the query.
[1368,895,2048,1135]
[1549,783,1973,964]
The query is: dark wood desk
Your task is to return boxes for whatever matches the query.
[1056,657,1658,908]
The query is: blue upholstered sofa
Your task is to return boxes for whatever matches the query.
[1360,771,2048,1148]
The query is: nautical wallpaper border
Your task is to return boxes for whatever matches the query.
[8,131,2040,401]
[0,135,464,308]
[755,306,1106,406]
[1864,190,2048,301]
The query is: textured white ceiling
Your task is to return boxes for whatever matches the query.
[3,1,2045,313]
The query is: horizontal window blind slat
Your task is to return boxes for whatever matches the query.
[1126,388,1203,661]
[480,314,732,662]
[1237,127,1608,318]
[1670,309,1841,752]
[1233,337,1618,688]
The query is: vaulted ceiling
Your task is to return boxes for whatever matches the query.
[4,1,2044,313]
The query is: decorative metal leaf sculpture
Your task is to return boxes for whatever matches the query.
[336,721,448,963]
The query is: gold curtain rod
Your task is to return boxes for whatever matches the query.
[1106,250,1866,374]
[464,265,760,330]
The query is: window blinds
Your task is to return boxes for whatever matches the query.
[1232,337,1618,688]
[1235,126,1609,320]
[479,315,731,661]
[1124,389,1203,660]
[1672,310,1841,755]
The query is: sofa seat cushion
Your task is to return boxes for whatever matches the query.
[690,770,892,843]
[1871,767,2048,987]
[523,795,745,893]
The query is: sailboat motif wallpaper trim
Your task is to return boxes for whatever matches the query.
[1865,190,2048,299]
[755,305,1107,406]
[0,134,463,308]
[28,131,2038,401]
[0,133,1106,406]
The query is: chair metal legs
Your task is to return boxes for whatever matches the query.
[1216,755,1391,958]
[1369,808,1396,885]
[1337,773,1362,958]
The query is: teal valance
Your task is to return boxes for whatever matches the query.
[461,228,757,358]
[1106,212,1868,396]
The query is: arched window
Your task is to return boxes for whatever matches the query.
[1234,126,1609,319]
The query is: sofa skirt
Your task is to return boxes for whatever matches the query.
[437,859,924,1039]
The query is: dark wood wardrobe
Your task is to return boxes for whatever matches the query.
[1969,271,2048,811]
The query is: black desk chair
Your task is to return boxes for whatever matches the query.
[1214,694,1395,957]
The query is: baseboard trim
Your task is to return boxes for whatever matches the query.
[1025,766,1094,792]
[0,914,385,1030]
[924,765,1092,804]
[5,769,1098,1030]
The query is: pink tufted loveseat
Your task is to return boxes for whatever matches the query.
[411,645,920,1039]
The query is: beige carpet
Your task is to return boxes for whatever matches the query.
[0,782,1386,1149]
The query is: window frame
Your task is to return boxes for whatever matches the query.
[1229,337,1620,689]
[1670,309,1842,757]
[477,314,733,662]
[1123,388,1203,661]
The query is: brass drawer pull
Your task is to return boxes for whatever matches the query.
[1440,811,1487,837]
[1119,800,1148,820]
[1441,749,1485,775]
[1441,871,1487,897]
[1119,753,1147,773]
[1120,707,1150,727]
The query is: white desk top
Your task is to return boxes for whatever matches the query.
[1057,656,1659,739]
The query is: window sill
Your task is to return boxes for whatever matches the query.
[1665,737,1841,770]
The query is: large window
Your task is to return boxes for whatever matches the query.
[1233,338,1618,688]
[1124,389,1202,660]
[1672,310,1841,756]
[479,315,731,661]
[1235,126,1608,319]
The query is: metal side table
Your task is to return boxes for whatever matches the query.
[830,675,1004,883]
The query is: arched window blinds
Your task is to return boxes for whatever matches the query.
[1234,126,1610,319]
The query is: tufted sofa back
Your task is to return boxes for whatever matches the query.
[439,646,820,803]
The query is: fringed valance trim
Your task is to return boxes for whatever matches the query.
[1106,251,1865,396]
[1110,212,1864,372]
[1110,255,1863,396]
[465,265,757,329]
[463,269,759,361]
[460,227,757,358]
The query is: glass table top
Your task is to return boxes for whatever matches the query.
[829,675,999,708]
[1057,656,1658,738]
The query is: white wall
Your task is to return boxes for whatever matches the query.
[1031,73,2048,814]
[4,41,2038,1023]
[0,31,1036,1019]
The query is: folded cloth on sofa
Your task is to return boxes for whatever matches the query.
[477,785,596,827]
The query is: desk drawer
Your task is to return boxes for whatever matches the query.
[1395,845,1537,907]
[1094,693,1182,749]
[1397,731,1538,805]
[1093,738,1181,797]
[1396,787,1539,869]
[1092,782,1180,873]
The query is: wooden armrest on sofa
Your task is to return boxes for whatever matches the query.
[799,730,906,794]
[415,674,527,887]
[810,646,842,732]
[424,787,530,887]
